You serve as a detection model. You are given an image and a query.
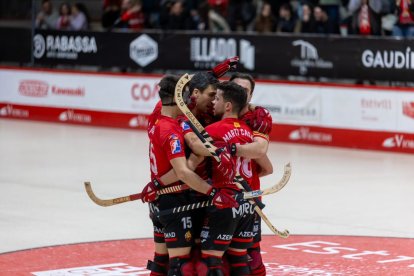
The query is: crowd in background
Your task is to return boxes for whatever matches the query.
[35,0,414,38]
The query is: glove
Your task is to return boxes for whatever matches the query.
[244,106,273,135]
[210,56,239,78]
[214,140,237,156]
[215,147,236,181]
[141,178,163,203]
[207,187,239,209]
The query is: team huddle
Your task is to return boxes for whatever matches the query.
[140,57,273,276]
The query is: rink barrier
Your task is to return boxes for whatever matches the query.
[1,66,413,154]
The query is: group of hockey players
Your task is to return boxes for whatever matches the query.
[140,57,274,276]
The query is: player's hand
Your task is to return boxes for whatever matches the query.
[215,147,236,181]
[211,56,239,78]
[214,141,237,156]
[207,187,239,209]
[245,106,273,135]
[141,178,163,203]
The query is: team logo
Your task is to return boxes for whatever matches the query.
[185,230,192,242]
[181,121,190,131]
[170,134,182,154]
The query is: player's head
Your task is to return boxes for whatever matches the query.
[229,73,255,103]
[158,74,179,106]
[188,72,219,113]
[213,81,247,117]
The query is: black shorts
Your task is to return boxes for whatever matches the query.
[200,198,255,252]
[148,202,165,244]
[150,191,198,249]
[252,212,262,244]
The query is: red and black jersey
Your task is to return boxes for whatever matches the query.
[148,115,185,184]
[206,118,253,189]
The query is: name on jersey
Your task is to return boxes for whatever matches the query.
[223,128,253,143]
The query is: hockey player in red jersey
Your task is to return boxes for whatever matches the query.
[141,75,239,276]
[188,81,255,275]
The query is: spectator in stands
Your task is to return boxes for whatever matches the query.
[254,1,276,33]
[348,0,382,36]
[159,0,195,30]
[276,3,298,33]
[392,0,414,37]
[313,5,330,33]
[70,3,90,30]
[207,0,229,17]
[297,2,316,33]
[227,0,256,31]
[197,1,231,32]
[141,0,162,28]
[102,0,122,29]
[318,0,342,34]
[56,2,71,30]
[35,0,58,29]
[116,0,145,31]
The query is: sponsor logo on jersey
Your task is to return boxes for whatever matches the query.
[185,231,192,242]
[181,121,190,131]
[170,134,182,154]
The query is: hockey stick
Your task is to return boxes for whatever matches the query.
[84,182,190,207]
[156,170,291,217]
[175,73,290,238]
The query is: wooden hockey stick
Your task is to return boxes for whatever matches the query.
[175,73,290,238]
[156,170,291,217]
[84,182,190,207]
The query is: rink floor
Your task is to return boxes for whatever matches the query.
[1,119,414,275]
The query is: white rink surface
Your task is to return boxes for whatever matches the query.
[1,119,414,254]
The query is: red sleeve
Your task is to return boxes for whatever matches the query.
[161,129,185,161]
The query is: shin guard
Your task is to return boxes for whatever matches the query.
[147,253,169,276]
[195,254,224,276]
[168,255,193,276]
[226,250,250,276]
[247,245,266,276]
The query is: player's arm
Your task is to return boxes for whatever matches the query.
[170,156,211,194]
[184,132,211,156]
[158,169,179,184]
[235,135,269,159]
[187,153,205,171]
[254,154,273,177]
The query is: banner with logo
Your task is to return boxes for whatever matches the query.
[0,67,161,129]
[1,67,414,153]
[27,28,414,82]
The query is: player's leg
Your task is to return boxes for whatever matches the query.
[227,199,255,276]
[197,206,239,275]
[158,193,195,275]
[248,213,266,276]
[147,202,169,276]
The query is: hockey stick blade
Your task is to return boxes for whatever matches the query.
[84,182,190,207]
[241,163,291,200]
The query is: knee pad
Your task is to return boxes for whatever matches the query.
[195,254,224,276]
[249,263,266,276]
[147,253,169,276]
[247,245,263,270]
[226,250,250,276]
[168,255,193,276]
